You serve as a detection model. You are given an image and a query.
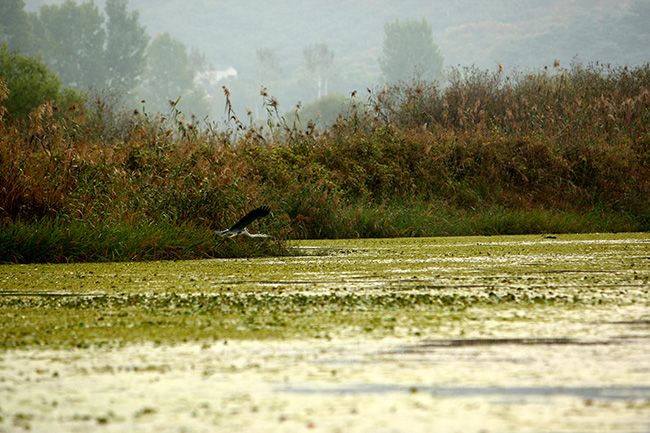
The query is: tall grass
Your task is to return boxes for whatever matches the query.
[0,218,284,263]
[1,62,649,263]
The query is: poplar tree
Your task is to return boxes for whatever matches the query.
[379,18,444,84]
[36,0,106,89]
[303,42,335,99]
[104,0,149,91]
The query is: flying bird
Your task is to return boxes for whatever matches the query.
[216,206,271,238]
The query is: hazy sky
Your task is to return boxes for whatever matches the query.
[21,0,649,116]
[24,0,646,73]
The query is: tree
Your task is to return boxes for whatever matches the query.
[35,0,106,89]
[0,43,79,120]
[256,48,283,85]
[0,0,33,51]
[303,42,335,99]
[379,18,444,84]
[291,93,349,129]
[138,32,210,116]
[104,0,149,91]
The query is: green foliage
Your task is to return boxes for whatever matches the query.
[4,0,650,123]
[286,93,350,129]
[103,0,150,91]
[379,18,444,84]
[0,0,33,51]
[138,32,210,116]
[0,217,286,263]
[0,44,78,121]
[34,0,107,89]
[6,0,148,97]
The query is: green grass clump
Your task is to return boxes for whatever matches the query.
[1,62,649,263]
[0,218,287,263]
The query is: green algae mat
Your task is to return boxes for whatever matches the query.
[2,232,649,348]
[1,233,649,432]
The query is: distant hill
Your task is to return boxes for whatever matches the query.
[25,0,649,72]
[23,0,650,115]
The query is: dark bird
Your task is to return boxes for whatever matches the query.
[216,206,271,238]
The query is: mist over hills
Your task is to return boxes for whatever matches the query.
[26,0,648,69]
[22,0,650,118]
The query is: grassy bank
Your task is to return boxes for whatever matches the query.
[1,62,649,263]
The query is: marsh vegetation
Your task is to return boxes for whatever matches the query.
[2,60,650,263]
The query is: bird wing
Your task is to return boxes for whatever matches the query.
[228,206,271,231]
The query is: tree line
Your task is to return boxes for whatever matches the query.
[2,0,147,92]
[1,0,444,122]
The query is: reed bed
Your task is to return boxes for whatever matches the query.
[1,62,649,263]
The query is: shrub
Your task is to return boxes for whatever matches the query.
[0,43,81,122]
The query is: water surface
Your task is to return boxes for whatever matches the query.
[1,233,649,432]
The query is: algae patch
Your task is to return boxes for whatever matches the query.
[1,233,650,433]
[1,233,649,348]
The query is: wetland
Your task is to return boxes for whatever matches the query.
[1,233,650,432]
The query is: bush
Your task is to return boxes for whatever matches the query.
[285,93,351,129]
[0,43,81,121]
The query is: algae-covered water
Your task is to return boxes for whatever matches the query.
[1,233,649,432]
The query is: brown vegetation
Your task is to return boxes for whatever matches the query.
[1,62,649,262]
